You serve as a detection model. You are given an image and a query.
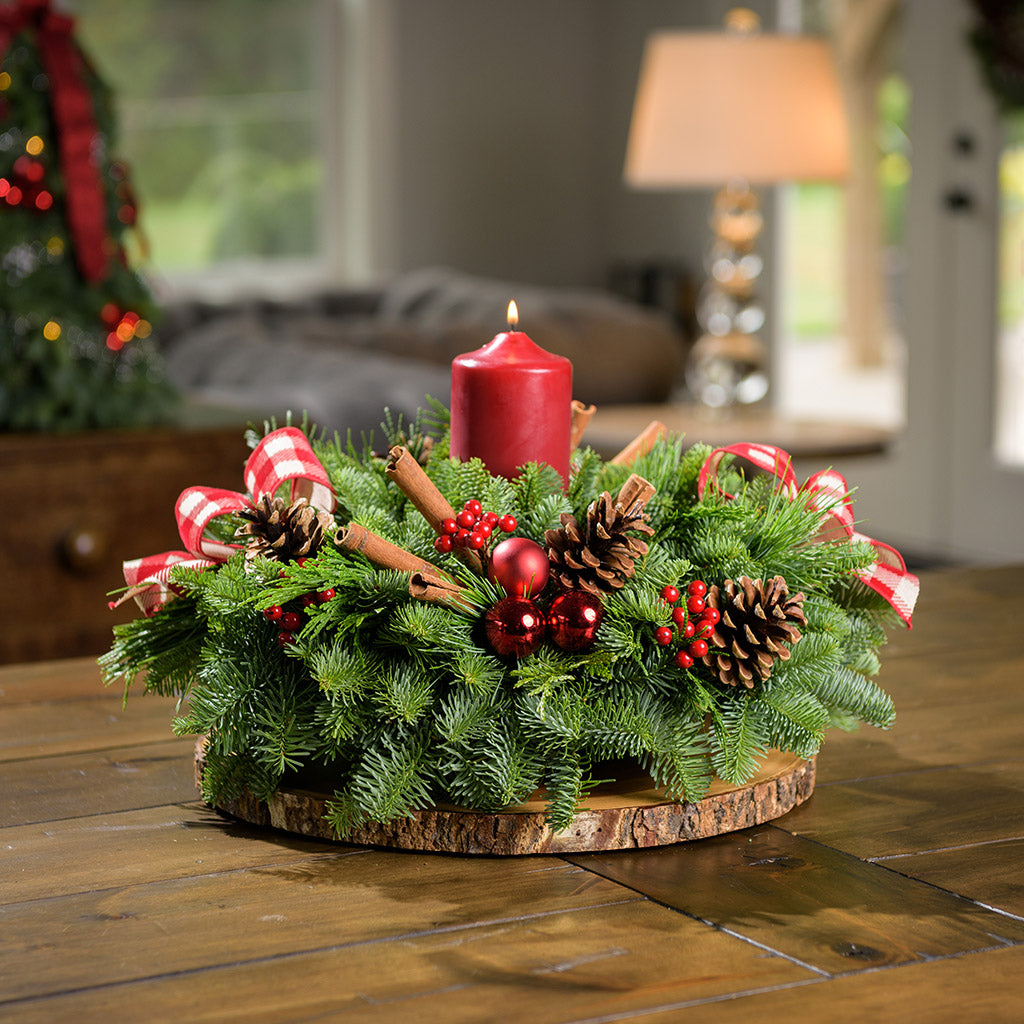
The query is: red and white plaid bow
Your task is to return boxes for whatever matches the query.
[112,428,335,616]
[698,443,919,627]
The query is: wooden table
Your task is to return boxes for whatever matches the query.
[3,566,1023,1021]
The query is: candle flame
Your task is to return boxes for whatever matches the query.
[507,299,518,327]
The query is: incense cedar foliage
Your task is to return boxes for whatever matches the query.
[102,417,901,834]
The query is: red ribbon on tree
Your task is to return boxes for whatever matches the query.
[1,0,111,282]
[111,429,336,616]
[698,443,919,627]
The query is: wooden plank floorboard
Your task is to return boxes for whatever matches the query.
[813,688,1024,785]
[565,826,1024,976]
[872,837,1024,919]
[0,657,116,705]
[1,739,195,828]
[0,693,179,762]
[1,803,360,903]
[0,899,816,1024]
[0,855,642,1004]
[632,944,1024,1022]
[780,760,1024,859]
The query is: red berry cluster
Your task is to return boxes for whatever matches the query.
[263,585,336,648]
[434,499,517,555]
[653,579,720,669]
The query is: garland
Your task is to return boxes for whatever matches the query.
[101,411,917,835]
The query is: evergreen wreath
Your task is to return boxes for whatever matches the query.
[102,408,910,836]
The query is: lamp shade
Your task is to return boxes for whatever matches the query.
[624,30,849,187]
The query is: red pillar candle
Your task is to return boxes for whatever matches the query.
[450,301,573,484]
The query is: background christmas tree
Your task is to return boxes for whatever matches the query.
[0,0,175,432]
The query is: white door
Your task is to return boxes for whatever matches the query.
[802,0,1024,566]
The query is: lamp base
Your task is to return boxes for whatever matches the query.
[686,330,768,408]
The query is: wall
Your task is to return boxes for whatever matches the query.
[373,0,771,289]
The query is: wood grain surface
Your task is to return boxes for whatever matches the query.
[2,565,1023,1022]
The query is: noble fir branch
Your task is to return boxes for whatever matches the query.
[324,730,437,836]
[711,691,772,783]
[100,595,206,699]
[439,720,542,811]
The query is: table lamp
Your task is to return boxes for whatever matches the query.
[624,8,849,408]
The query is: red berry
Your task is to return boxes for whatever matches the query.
[318,589,335,603]
[655,625,674,646]
[441,517,458,535]
[464,499,483,516]
[686,594,706,615]
[694,619,715,640]
[702,607,720,625]
[482,511,500,526]
[498,514,517,533]
[661,584,680,604]
[455,528,471,546]
[467,531,487,550]
[434,534,454,553]
[296,557,309,567]
[456,509,477,529]
[671,606,688,626]
[280,611,302,631]
[476,521,493,538]
[682,620,696,639]
[688,638,709,658]
[674,649,694,669]
[276,631,294,647]
[688,579,708,597]
[301,593,316,608]
[263,605,283,622]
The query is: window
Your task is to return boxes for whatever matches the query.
[774,0,907,429]
[74,0,343,295]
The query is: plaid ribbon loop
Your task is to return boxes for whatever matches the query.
[698,443,918,627]
[112,428,335,616]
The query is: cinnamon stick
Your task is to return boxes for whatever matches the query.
[570,400,596,449]
[386,446,455,531]
[385,446,482,574]
[335,523,441,575]
[409,570,476,613]
[610,420,667,465]
[616,473,656,516]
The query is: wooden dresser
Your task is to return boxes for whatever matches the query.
[0,415,249,664]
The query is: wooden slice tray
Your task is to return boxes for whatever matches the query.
[196,744,815,856]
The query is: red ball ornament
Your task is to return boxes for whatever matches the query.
[489,537,550,597]
[547,590,604,652]
[484,597,546,658]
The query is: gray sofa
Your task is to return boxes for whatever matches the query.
[159,267,685,439]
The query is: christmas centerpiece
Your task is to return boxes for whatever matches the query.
[101,303,918,855]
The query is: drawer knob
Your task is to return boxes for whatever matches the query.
[61,524,110,574]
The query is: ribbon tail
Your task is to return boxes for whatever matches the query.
[115,552,217,617]
[854,533,919,628]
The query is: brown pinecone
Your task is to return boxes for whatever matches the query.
[545,491,654,595]
[701,575,807,688]
[235,495,333,564]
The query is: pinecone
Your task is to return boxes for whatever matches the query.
[235,495,333,565]
[545,491,654,595]
[701,575,807,688]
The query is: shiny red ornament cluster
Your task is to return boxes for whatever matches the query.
[0,154,53,211]
[262,565,335,647]
[484,588,605,658]
[434,498,516,555]
[655,579,720,669]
